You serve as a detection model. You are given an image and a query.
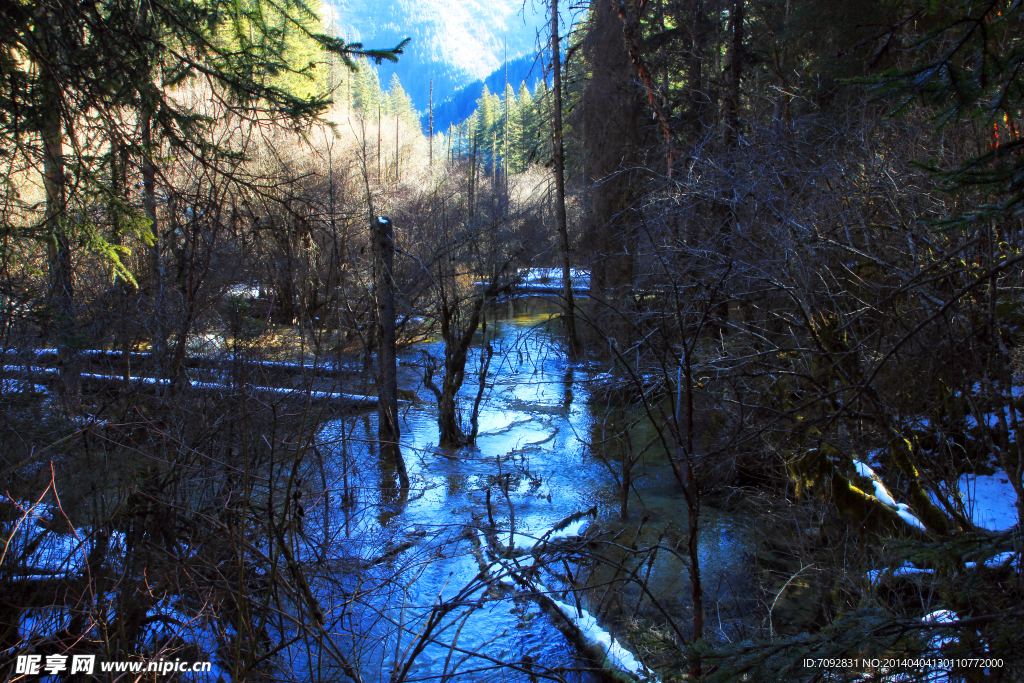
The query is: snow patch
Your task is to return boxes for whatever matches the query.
[964,551,1020,570]
[0,379,49,394]
[516,268,590,294]
[922,609,958,650]
[510,519,590,551]
[959,473,1018,531]
[226,283,260,298]
[867,563,934,585]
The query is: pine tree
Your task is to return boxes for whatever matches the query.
[352,60,385,115]
[221,0,328,99]
[0,0,407,354]
[475,85,498,169]
[534,80,553,166]
[499,82,516,174]
[514,82,538,170]
[463,111,479,160]
[387,73,418,128]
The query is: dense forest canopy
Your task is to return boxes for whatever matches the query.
[1,0,1023,681]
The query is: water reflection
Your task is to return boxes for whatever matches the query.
[308,298,753,681]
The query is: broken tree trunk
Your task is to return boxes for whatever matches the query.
[372,215,409,490]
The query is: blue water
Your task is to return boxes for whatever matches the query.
[304,299,753,682]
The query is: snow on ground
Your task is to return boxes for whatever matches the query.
[0,378,49,394]
[2,504,90,578]
[868,550,1020,583]
[964,551,1020,570]
[865,467,1020,586]
[866,610,974,682]
[866,563,935,585]
[3,348,57,358]
[964,404,1024,429]
[225,283,261,298]
[922,609,957,652]
[2,364,58,376]
[865,449,885,466]
[517,268,590,293]
[959,472,1018,531]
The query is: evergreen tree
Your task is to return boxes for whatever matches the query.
[534,80,553,165]
[0,0,407,338]
[513,82,538,171]
[351,59,385,115]
[443,78,556,173]
[221,0,329,99]
[387,73,418,128]
[499,82,516,174]
[464,111,479,160]
[475,85,498,169]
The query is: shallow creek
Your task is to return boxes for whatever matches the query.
[310,299,754,682]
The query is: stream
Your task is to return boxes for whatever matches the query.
[310,298,755,682]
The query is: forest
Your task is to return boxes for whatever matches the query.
[1,0,1022,681]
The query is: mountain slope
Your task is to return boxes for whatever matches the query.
[328,0,547,114]
[427,54,547,133]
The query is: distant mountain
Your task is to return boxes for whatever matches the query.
[327,0,550,118]
[426,54,547,134]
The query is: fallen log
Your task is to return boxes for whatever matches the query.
[474,510,656,683]
[187,380,380,410]
[1,365,381,411]
[3,348,356,378]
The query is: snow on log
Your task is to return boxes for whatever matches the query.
[497,565,656,683]
[852,459,928,531]
[479,510,655,683]
[188,380,380,409]
[1,366,381,410]
[3,348,354,377]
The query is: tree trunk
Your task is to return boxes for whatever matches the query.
[468,315,493,445]
[40,7,78,403]
[373,216,409,490]
[43,107,71,319]
[680,342,703,674]
[428,80,433,167]
[551,0,579,355]
[616,0,675,178]
[582,0,642,348]
[139,0,167,374]
[437,374,463,447]
[723,0,744,147]
[424,283,513,447]
[110,139,134,390]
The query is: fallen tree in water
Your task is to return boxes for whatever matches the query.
[469,509,657,683]
[2,348,355,377]
[1,365,382,410]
